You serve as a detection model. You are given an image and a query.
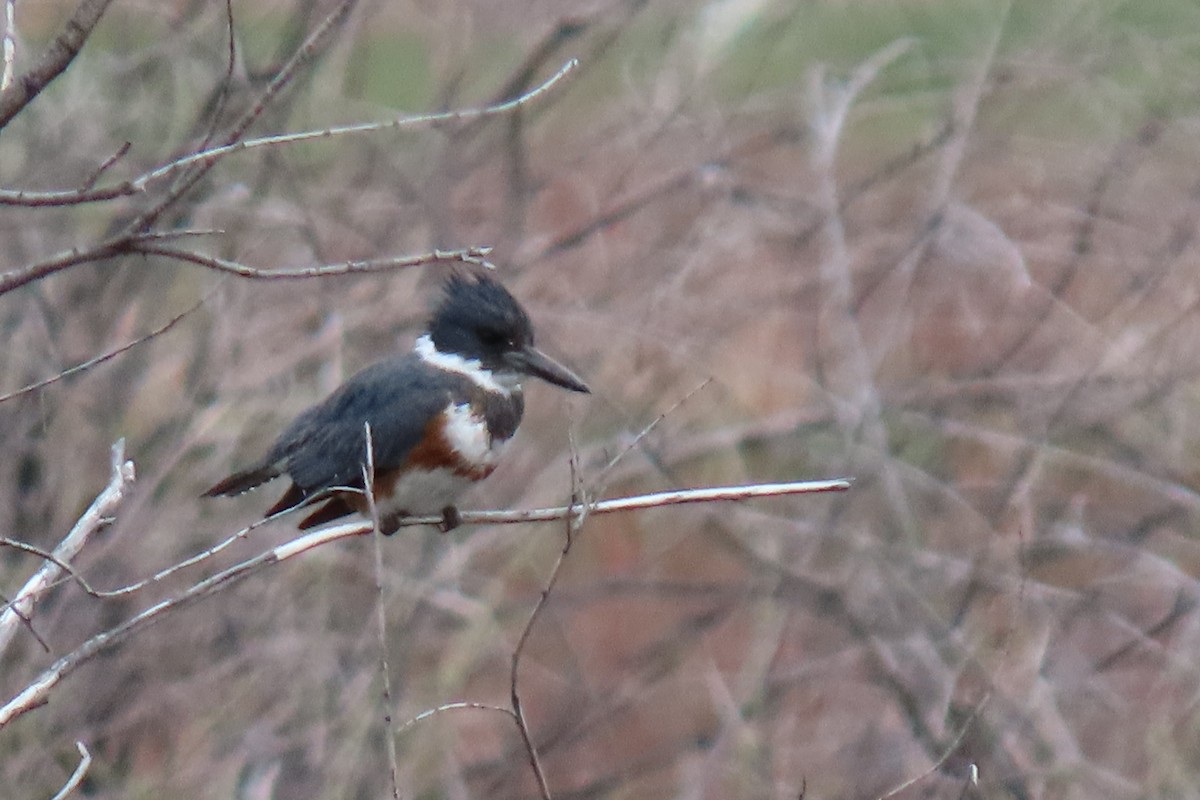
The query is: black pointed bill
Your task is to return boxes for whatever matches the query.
[505,346,590,393]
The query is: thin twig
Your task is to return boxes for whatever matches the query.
[129,228,226,243]
[464,18,590,139]
[0,586,48,652]
[34,513,280,600]
[81,141,132,191]
[362,424,401,800]
[0,556,278,728]
[395,701,514,734]
[0,539,99,600]
[130,243,494,280]
[955,764,979,800]
[49,741,91,800]
[0,52,576,207]
[0,291,214,404]
[192,0,239,158]
[0,180,139,207]
[0,139,135,206]
[124,0,359,235]
[876,693,989,800]
[509,441,588,800]
[1,485,356,603]
[0,240,123,296]
[0,32,568,295]
[595,377,712,485]
[807,39,916,542]
[0,440,134,658]
[131,59,579,193]
[0,239,489,298]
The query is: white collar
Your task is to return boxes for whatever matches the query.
[414,334,517,395]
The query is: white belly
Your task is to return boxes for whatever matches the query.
[377,467,477,518]
[371,401,513,520]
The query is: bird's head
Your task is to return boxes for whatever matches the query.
[426,274,590,394]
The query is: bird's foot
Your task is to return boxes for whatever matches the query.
[378,511,403,536]
[439,506,461,533]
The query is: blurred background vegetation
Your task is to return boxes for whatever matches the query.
[4,0,1200,797]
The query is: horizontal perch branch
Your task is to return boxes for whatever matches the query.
[379,478,853,532]
[0,477,848,730]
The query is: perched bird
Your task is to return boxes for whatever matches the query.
[203,274,590,533]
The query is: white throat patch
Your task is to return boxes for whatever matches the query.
[444,402,507,467]
[415,334,516,395]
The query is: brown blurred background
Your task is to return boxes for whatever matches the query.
[3,0,1200,797]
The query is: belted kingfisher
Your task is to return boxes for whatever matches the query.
[203,274,590,533]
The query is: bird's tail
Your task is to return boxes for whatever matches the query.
[202,461,283,498]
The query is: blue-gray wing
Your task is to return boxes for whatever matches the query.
[270,355,456,493]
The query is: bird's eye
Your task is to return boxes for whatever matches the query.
[480,329,507,346]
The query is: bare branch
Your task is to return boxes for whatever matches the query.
[132,59,579,194]
[11,478,849,604]
[595,378,712,485]
[806,39,917,541]
[363,425,401,800]
[0,241,490,299]
[0,477,849,730]
[0,539,100,601]
[0,180,139,207]
[19,489,352,602]
[0,240,123,296]
[395,701,514,734]
[0,293,213,404]
[509,445,589,800]
[49,741,91,800]
[876,693,989,800]
[122,0,360,234]
[131,243,495,280]
[0,140,131,205]
[1,0,14,92]
[0,26,571,299]
[0,506,290,603]
[81,141,132,191]
[391,478,852,530]
[83,515,279,599]
[0,141,138,209]
[192,0,239,158]
[0,585,48,652]
[0,0,117,129]
[129,229,225,243]
[0,440,134,658]
[0,42,575,210]
[3,33,571,211]
[0,527,297,729]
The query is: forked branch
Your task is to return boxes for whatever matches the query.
[0,441,134,659]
